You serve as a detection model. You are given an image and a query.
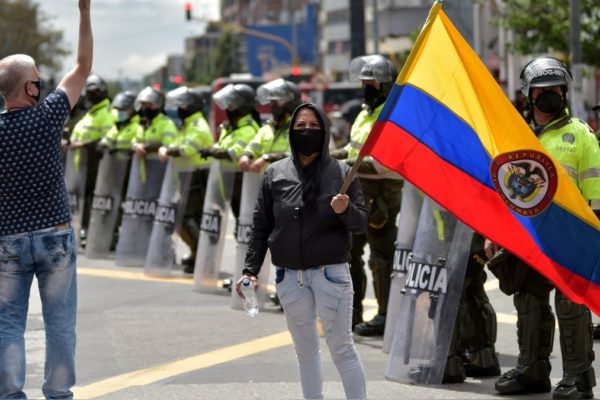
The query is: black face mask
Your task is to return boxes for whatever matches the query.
[226,109,241,125]
[290,128,324,156]
[27,80,41,103]
[271,104,287,123]
[87,92,105,105]
[534,91,564,114]
[177,107,194,120]
[140,108,160,122]
[364,84,384,108]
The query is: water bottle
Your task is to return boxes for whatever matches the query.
[241,278,259,317]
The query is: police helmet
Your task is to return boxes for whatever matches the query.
[111,91,137,111]
[212,83,255,112]
[520,57,572,98]
[134,86,165,111]
[256,79,300,106]
[85,74,107,94]
[166,86,206,113]
[349,55,397,83]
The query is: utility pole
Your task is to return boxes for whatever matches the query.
[570,0,584,118]
[372,0,379,54]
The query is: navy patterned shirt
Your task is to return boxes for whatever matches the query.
[0,90,72,235]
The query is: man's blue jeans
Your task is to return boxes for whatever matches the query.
[0,225,77,399]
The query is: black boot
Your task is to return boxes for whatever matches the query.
[354,314,385,336]
[181,254,195,274]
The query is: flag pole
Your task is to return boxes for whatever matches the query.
[338,0,444,195]
[339,156,363,194]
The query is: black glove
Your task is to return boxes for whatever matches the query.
[198,148,214,159]
[166,147,181,157]
[210,148,231,160]
[330,148,348,160]
[96,142,108,155]
[144,143,161,153]
[357,158,377,174]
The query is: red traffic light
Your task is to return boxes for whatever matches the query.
[185,2,192,21]
[174,75,183,85]
[291,66,301,76]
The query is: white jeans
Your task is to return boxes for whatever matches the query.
[275,263,367,400]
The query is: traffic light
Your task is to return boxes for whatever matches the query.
[291,66,301,76]
[185,2,192,21]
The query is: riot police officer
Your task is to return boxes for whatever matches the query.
[202,83,260,221]
[132,86,178,155]
[100,91,141,151]
[159,86,214,273]
[69,75,116,247]
[488,57,600,399]
[331,55,403,334]
[443,233,500,383]
[239,78,300,172]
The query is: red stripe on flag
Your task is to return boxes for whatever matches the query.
[366,120,600,313]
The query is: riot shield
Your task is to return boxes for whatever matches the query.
[383,183,424,353]
[229,172,272,310]
[115,154,167,267]
[386,197,471,385]
[192,160,237,293]
[64,148,88,247]
[85,150,131,259]
[144,158,194,277]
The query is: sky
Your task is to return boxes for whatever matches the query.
[39,0,219,81]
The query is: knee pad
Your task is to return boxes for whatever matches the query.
[514,292,554,365]
[555,292,595,375]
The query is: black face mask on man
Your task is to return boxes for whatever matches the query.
[290,128,324,156]
[140,107,160,122]
[27,80,41,103]
[364,84,384,109]
[271,103,287,123]
[534,91,564,114]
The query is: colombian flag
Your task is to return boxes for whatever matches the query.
[361,1,600,314]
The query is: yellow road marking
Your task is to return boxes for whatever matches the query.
[78,267,194,285]
[73,331,293,399]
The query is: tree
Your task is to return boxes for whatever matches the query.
[212,29,244,78]
[0,0,69,73]
[495,0,600,67]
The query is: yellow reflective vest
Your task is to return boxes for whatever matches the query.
[70,98,115,142]
[100,115,142,150]
[133,113,178,148]
[537,112,600,201]
[215,113,260,163]
[242,118,290,159]
[175,112,214,167]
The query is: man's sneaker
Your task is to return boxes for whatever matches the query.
[354,314,385,336]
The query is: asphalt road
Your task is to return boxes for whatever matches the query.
[20,233,600,400]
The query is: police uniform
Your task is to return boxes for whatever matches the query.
[172,111,214,267]
[344,103,403,334]
[100,114,142,151]
[241,117,291,163]
[210,114,260,220]
[132,112,178,150]
[69,98,116,240]
[444,233,500,382]
[493,110,600,398]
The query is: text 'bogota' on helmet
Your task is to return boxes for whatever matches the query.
[349,55,397,83]
[212,83,255,111]
[256,79,300,106]
[520,56,572,98]
[134,86,165,111]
